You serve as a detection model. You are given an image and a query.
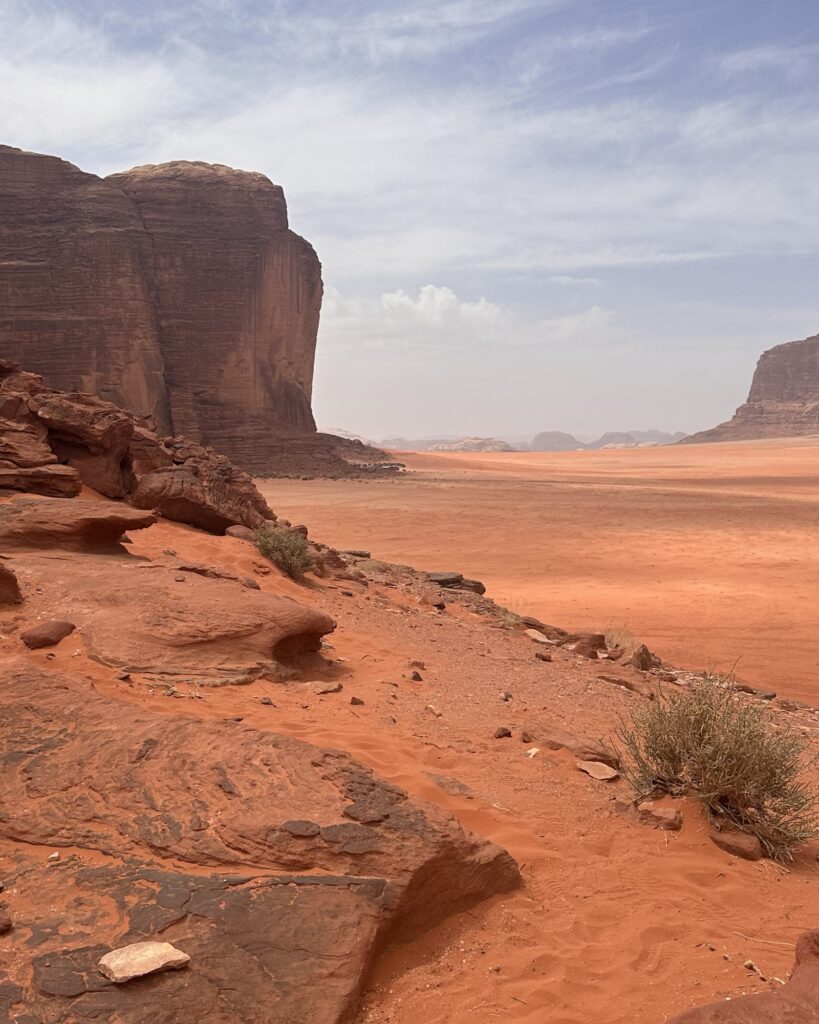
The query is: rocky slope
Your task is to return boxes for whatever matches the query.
[0,145,381,475]
[1,379,817,1023]
[685,333,819,443]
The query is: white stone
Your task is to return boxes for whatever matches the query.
[524,629,555,646]
[98,941,190,983]
[576,760,619,781]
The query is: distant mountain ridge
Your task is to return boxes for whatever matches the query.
[366,430,688,452]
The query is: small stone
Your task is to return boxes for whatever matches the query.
[259,697,274,706]
[631,644,653,671]
[525,628,554,646]
[494,726,512,739]
[635,800,682,831]
[524,747,540,758]
[425,704,443,718]
[576,760,620,781]
[501,690,512,702]
[350,696,365,706]
[162,548,177,557]
[0,909,12,935]
[709,828,763,861]
[408,659,426,670]
[98,941,190,984]
[535,651,552,662]
[410,671,423,681]
[340,590,354,597]
[116,671,131,682]
[310,681,342,695]
[47,852,60,863]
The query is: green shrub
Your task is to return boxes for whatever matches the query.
[616,675,817,862]
[255,525,314,582]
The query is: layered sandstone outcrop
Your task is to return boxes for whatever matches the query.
[0,145,322,471]
[685,332,819,443]
[0,359,276,531]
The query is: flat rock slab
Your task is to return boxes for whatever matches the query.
[20,553,334,676]
[525,628,555,646]
[98,941,190,983]
[576,760,619,781]
[669,929,819,1023]
[521,719,620,768]
[0,659,520,1020]
[0,496,156,549]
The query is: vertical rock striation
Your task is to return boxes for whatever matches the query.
[0,146,323,472]
[685,333,819,443]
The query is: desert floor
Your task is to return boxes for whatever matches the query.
[263,436,819,704]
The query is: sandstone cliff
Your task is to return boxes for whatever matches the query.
[0,146,322,472]
[685,332,819,443]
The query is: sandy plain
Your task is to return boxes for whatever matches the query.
[5,457,819,1023]
[264,436,819,704]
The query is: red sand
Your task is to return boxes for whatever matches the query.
[263,437,819,704]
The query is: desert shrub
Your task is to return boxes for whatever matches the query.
[255,525,314,582]
[616,675,817,862]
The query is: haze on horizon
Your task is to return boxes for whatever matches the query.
[2,0,819,440]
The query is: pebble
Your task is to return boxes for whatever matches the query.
[47,852,60,863]
[494,726,512,739]
[350,696,365,706]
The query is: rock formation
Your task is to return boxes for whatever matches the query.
[0,359,276,531]
[685,332,819,443]
[0,145,322,472]
[669,929,819,1022]
[0,658,520,1023]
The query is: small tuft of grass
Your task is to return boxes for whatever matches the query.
[615,674,818,862]
[255,525,315,582]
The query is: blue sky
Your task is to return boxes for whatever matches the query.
[3,0,819,439]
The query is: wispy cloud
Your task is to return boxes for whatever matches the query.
[1,0,818,435]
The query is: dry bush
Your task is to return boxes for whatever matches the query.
[616,676,817,861]
[255,525,314,582]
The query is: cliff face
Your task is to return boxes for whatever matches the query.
[685,333,819,443]
[0,146,322,472]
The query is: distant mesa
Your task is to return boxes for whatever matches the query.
[0,145,391,478]
[531,429,686,451]
[684,332,819,444]
[427,437,515,452]
[530,431,586,451]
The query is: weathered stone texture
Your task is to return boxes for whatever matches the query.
[686,333,819,443]
[0,146,322,471]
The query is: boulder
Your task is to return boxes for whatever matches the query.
[521,719,620,769]
[571,634,607,659]
[0,497,156,550]
[21,620,76,650]
[668,929,819,1022]
[0,658,521,1022]
[98,942,190,984]
[631,644,653,671]
[0,563,22,604]
[0,363,277,530]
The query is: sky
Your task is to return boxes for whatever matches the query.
[2,0,819,440]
